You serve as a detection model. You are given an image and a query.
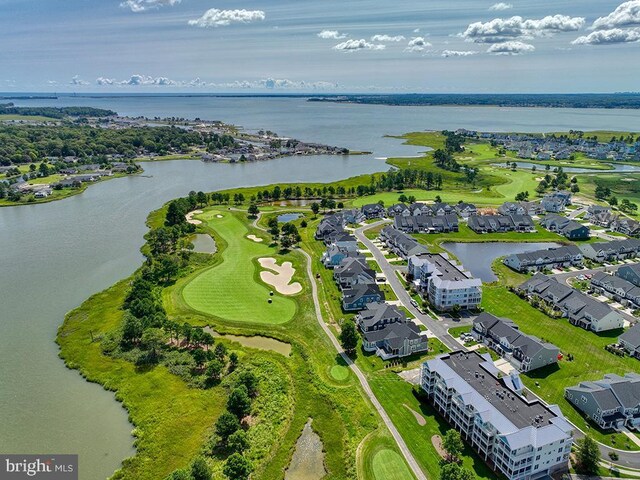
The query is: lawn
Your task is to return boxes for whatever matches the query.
[367,373,497,480]
[448,325,471,338]
[482,285,640,450]
[182,209,298,324]
[372,449,415,480]
[0,114,58,122]
[413,223,567,251]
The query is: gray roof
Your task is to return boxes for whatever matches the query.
[363,321,423,349]
[508,245,582,266]
[342,283,384,304]
[474,312,558,359]
[357,302,406,329]
[620,323,640,349]
[427,351,569,434]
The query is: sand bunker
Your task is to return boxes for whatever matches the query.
[185,210,203,225]
[403,403,426,426]
[216,214,223,218]
[247,234,264,243]
[259,257,302,295]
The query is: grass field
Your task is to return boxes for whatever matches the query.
[182,210,298,324]
[372,449,415,480]
[0,114,58,122]
[482,285,640,450]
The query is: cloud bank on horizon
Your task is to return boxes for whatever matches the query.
[1,0,639,92]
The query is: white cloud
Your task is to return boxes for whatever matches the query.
[489,3,513,11]
[70,75,89,86]
[188,8,265,28]
[96,77,116,85]
[487,40,535,54]
[370,34,405,42]
[461,15,585,43]
[120,0,180,13]
[572,27,640,44]
[92,75,338,90]
[405,37,432,52]
[317,30,347,39]
[592,1,640,29]
[333,39,386,51]
[441,50,479,57]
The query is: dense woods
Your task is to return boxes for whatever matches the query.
[0,103,116,119]
[0,124,223,165]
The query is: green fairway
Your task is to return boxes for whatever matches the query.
[372,449,414,480]
[483,285,640,450]
[182,209,297,324]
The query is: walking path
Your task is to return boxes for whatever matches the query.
[251,210,428,480]
[300,250,428,480]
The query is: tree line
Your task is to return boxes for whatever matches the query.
[0,124,230,165]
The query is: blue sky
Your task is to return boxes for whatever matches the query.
[1,0,639,93]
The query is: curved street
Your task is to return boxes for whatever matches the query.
[355,221,640,472]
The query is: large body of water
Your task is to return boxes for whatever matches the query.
[3,95,640,479]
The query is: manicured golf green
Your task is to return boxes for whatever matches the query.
[372,449,414,480]
[330,365,350,381]
[182,210,297,324]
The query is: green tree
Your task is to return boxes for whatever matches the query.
[439,462,474,480]
[164,469,191,480]
[215,411,240,443]
[247,203,259,217]
[190,456,211,480]
[310,202,320,217]
[205,359,224,383]
[575,435,600,475]
[223,453,251,480]
[141,328,166,363]
[236,370,259,397]
[227,430,249,454]
[443,429,464,463]
[228,352,239,372]
[340,321,358,354]
[121,311,143,345]
[227,385,251,418]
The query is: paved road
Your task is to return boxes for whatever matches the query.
[299,250,428,480]
[356,221,640,469]
[551,263,627,283]
[250,212,428,480]
[354,221,471,352]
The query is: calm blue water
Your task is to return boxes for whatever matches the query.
[277,213,303,223]
[2,95,640,479]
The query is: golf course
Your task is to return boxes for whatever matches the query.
[182,209,299,324]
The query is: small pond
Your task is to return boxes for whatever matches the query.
[441,242,562,282]
[191,234,217,254]
[491,161,640,174]
[277,213,303,223]
[284,419,326,480]
[204,327,291,356]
